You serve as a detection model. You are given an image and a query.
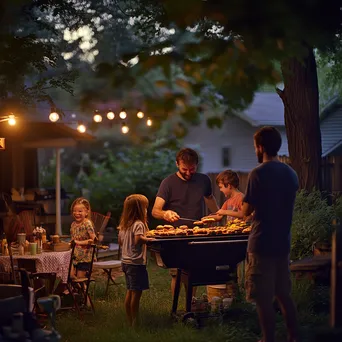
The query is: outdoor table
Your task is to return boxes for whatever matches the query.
[0,250,71,282]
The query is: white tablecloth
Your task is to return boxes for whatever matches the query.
[0,250,71,282]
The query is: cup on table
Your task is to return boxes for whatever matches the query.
[51,235,60,244]
[17,233,26,245]
[29,242,37,256]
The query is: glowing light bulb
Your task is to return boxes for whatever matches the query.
[119,110,127,119]
[49,111,59,122]
[107,111,115,120]
[8,115,16,126]
[77,124,86,133]
[93,113,102,122]
[137,111,144,119]
[147,118,152,126]
[121,124,129,134]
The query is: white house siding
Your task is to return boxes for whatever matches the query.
[320,107,342,156]
[277,107,342,157]
[183,116,260,173]
[183,106,342,173]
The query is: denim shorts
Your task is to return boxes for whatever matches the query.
[122,263,149,291]
[75,262,91,272]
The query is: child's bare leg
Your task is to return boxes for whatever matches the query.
[125,290,133,326]
[70,264,77,278]
[76,270,87,278]
[130,290,142,327]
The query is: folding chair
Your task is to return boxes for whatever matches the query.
[17,259,57,314]
[91,211,111,239]
[64,243,97,319]
[92,258,121,297]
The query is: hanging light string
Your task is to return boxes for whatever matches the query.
[0,114,17,126]
[1,103,153,134]
[52,108,151,134]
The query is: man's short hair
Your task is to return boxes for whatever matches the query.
[216,170,240,188]
[176,148,199,165]
[254,126,282,157]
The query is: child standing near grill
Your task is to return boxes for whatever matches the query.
[70,197,96,278]
[203,170,244,222]
[118,194,153,327]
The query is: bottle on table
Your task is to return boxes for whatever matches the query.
[1,232,7,255]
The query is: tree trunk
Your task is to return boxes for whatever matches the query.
[277,47,322,191]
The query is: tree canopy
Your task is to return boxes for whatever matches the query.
[0,0,104,115]
[89,0,342,190]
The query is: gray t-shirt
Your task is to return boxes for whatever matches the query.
[119,220,147,265]
[156,173,212,226]
[244,161,299,257]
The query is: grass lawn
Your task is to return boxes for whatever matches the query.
[57,255,331,342]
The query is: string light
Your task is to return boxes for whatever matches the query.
[77,123,86,133]
[107,110,115,120]
[93,111,102,123]
[121,122,129,134]
[137,111,144,119]
[8,115,16,126]
[0,114,17,125]
[119,110,127,120]
[49,111,59,122]
[39,105,155,135]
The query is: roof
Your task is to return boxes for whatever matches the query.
[237,92,285,126]
[0,121,94,148]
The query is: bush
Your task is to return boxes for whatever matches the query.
[83,146,177,228]
[333,195,342,222]
[291,190,335,260]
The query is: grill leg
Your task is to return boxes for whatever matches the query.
[171,269,182,315]
[184,273,192,313]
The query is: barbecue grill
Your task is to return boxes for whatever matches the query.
[148,234,248,315]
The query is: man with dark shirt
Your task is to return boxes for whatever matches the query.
[241,127,299,342]
[152,148,219,293]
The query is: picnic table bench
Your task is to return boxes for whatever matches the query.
[290,254,331,282]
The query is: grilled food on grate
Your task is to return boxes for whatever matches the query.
[147,221,251,238]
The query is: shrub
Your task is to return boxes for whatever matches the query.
[333,195,342,222]
[83,146,177,228]
[291,190,335,260]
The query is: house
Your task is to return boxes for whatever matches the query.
[183,92,342,193]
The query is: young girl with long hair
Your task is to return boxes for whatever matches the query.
[70,197,96,278]
[118,194,153,327]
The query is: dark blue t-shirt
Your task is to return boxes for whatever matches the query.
[244,161,299,257]
[156,173,212,226]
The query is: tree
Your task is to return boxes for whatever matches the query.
[317,43,342,109]
[0,0,103,115]
[96,0,342,190]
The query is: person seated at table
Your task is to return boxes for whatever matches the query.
[70,197,96,278]
[202,170,245,222]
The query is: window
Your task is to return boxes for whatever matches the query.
[222,147,230,167]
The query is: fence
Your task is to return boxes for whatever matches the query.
[208,155,342,208]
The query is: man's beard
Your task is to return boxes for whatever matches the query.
[179,170,193,181]
[257,152,263,164]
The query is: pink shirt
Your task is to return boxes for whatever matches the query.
[221,192,244,221]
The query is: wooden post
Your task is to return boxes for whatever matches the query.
[330,216,342,328]
[55,148,62,236]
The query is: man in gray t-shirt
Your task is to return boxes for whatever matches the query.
[152,148,218,226]
[152,148,219,294]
